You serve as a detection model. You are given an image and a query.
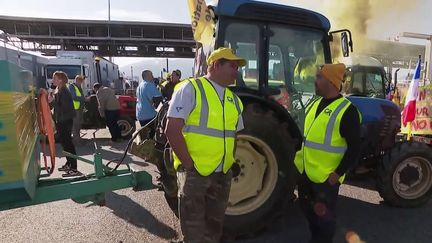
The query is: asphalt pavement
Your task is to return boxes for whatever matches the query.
[0,128,431,243]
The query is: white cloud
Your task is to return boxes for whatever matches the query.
[119,58,193,80]
[94,9,164,22]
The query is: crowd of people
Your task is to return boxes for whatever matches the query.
[47,48,360,243]
[47,67,184,177]
[162,48,360,243]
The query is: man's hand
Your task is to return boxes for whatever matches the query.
[328,172,340,185]
[165,117,195,172]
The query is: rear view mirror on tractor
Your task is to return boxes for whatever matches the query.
[341,32,349,57]
[329,29,353,58]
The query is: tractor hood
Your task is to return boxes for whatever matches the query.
[347,96,401,125]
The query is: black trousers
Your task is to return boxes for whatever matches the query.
[139,118,154,127]
[139,117,155,138]
[57,119,77,169]
[298,173,340,243]
[105,110,122,141]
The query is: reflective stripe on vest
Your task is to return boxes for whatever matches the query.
[173,77,243,176]
[305,99,349,153]
[72,84,82,110]
[294,97,358,183]
[159,80,169,91]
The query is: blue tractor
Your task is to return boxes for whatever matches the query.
[133,0,432,236]
[342,56,432,208]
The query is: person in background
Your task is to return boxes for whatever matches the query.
[69,75,86,145]
[165,47,245,242]
[51,71,81,177]
[93,83,122,142]
[136,70,163,127]
[160,69,182,100]
[294,63,361,243]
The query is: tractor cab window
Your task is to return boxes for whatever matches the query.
[268,24,325,95]
[343,67,386,98]
[223,22,260,90]
[268,44,290,109]
[366,73,385,97]
[267,24,326,126]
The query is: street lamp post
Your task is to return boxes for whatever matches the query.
[108,0,111,21]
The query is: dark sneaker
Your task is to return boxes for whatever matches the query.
[58,164,70,172]
[62,169,82,177]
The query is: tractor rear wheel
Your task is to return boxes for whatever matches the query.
[377,141,432,207]
[223,103,297,236]
[161,103,298,236]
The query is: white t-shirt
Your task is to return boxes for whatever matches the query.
[167,77,244,172]
[167,78,244,130]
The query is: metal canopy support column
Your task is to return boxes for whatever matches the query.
[425,42,431,81]
[400,32,432,81]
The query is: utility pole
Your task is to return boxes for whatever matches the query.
[108,0,111,22]
[166,58,169,73]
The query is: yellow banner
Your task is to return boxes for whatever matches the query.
[188,0,215,46]
[0,91,38,184]
[399,84,432,135]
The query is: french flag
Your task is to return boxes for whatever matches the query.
[402,57,421,126]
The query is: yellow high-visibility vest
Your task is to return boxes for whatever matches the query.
[294,96,361,183]
[173,77,243,176]
[72,84,82,110]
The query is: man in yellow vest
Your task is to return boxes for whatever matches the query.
[69,75,86,144]
[294,63,361,243]
[165,47,245,243]
[160,69,182,100]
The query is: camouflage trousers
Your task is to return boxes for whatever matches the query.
[177,167,232,243]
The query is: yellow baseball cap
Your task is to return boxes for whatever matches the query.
[319,63,346,89]
[207,47,246,67]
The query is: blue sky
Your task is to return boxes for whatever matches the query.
[0,0,431,77]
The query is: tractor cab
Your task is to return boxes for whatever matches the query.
[341,56,387,99]
[194,0,353,128]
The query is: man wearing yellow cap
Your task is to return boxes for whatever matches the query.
[294,63,361,243]
[165,47,245,242]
